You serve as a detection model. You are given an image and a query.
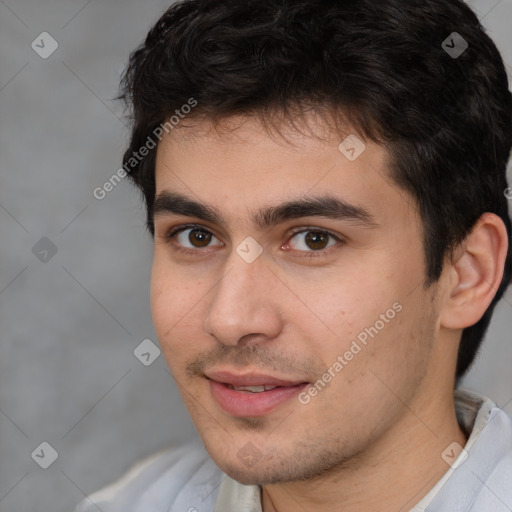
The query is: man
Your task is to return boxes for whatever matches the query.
[77,0,512,510]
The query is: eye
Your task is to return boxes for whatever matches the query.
[285,228,343,253]
[163,224,344,256]
[166,225,222,251]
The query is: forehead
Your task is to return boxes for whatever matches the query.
[155,114,390,183]
[153,114,413,231]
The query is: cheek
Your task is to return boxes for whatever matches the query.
[337,298,432,401]
[317,278,389,338]
[313,273,415,380]
[150,261,203,356]
[150,263,174,336]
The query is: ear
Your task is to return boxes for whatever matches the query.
[440,213,509,330]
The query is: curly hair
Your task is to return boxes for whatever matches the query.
[119,0,512,380]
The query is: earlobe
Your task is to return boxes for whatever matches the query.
[440,213,508,330]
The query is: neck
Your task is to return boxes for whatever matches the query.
[261,392,467,512]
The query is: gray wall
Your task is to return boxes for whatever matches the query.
[0,1,511,511]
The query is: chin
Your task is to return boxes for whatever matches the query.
[219,462,278,486]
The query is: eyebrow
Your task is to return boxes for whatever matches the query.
[152,191,378,230]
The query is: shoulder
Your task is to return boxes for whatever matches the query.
[75,441,224,512]
[469,405,512,510]
[423,392,512,511]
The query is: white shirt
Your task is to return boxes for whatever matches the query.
[75,389,512,512]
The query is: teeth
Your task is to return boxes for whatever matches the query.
[228,384,278,393]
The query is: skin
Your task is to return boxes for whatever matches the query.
[150,113,508,512]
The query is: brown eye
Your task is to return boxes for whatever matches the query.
[288,229,339,252]
[188,228,212,247]
[304,231,330,250]
[167,225,222,250]
[287,228,345,256]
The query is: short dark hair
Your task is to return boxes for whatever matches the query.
[119,0,512,380]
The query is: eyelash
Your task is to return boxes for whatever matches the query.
[163,223,345,257]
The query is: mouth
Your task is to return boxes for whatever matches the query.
[224,383,282,393]
[205,370,310,417]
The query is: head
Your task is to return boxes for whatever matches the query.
[119,0,512,484]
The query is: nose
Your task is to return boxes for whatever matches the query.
[202,249,284,346]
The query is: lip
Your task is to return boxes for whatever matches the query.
[205,369,309,417]
[205,369,308,388]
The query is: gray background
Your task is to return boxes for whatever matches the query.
[0,1,511,511]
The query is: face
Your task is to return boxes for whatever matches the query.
[151,115,446,485]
